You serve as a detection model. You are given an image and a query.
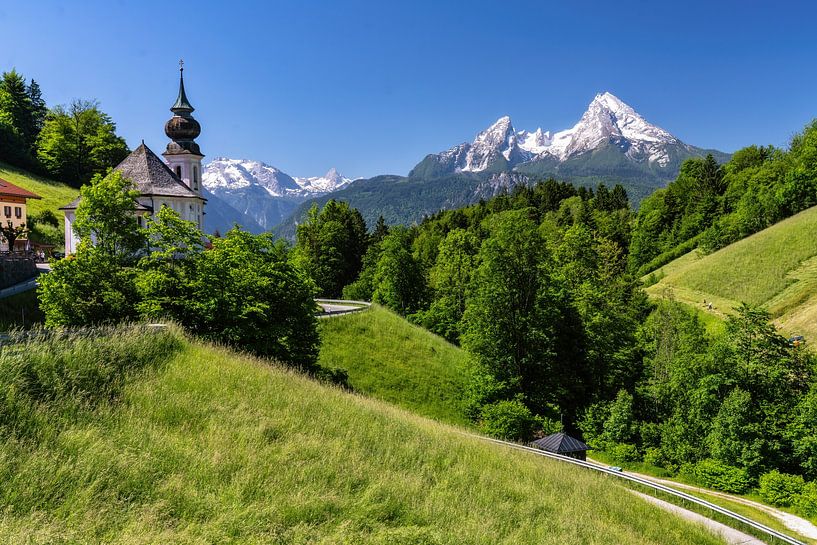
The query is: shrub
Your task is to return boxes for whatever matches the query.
[608,443,641,463]
[315,366,351,389]
[686,459,752,494]
[643,447,667,468]
[463,370,507,421]
[537,416,563,436]
[758,470,805,507]
[794,481,817,517]
[577,402,610,447]
[479,399,537,441]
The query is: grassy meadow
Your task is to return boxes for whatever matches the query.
[317,304,474,426]
[0,160,78,243]
[0,325,729,544]
[646,205,817,341]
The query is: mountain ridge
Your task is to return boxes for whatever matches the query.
[202,158,353,233]
[413,92,729,179]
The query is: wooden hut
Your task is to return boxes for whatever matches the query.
[530,432,589,461]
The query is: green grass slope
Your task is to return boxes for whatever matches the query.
[318,305,473,426]
[0,161,78,234]
[0,334,725,544]
[646,205,817,341]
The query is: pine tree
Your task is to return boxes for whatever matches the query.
[0,69,37,166]
[25,79,47,148]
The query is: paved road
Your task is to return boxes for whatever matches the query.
[0,263,50,300]
[632,491,766,545]
[613,465,817,541]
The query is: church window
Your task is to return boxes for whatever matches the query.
[193,166,199,190]
[175,166,182,178]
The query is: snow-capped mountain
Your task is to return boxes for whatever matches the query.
[202,158,353,233]
[203,158,351,197]
[414,92,721,179]
[294,168,353,194]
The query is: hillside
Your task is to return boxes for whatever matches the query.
[0,160,77,238]
[646,204,817,341]
[317,305,474,425]
[0,328,726,544]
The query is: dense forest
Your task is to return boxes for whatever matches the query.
[292,119,817,513]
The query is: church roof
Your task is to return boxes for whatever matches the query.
[116,143,200,198]
[59,143,202,210]
[530,432,589,454]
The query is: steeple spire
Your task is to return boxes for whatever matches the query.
[171,58,194,115]
[165,60,201,156]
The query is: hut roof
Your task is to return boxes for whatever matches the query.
[530,432,588,454]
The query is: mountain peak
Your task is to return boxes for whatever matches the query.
[294,168,352,194]
[460,116,524,172]
[430,92,690,174]
[590,91,632,113]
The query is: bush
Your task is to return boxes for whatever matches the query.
[479,399,537,441]
[0,324,183,439]
[315,366,351,389]
[685,459,752,494]
[758,470,805,507]
[608,443,641,463]
[537,416,563,436]
[635,234,702,277]
[794,481,817,516]
[643,447,667,468]
[464,370,507,421]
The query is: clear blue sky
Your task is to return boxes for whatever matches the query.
[1,0,815,179]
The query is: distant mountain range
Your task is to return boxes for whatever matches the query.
[409,92,730,197]
[204,92,730,236]
[202,158,352,233]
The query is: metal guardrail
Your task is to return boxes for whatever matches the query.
[314,299,372,306]
[315,299,371,317]
[465,433,805,545]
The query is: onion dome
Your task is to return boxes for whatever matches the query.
[165,60,202,155]
[165,115,201,141]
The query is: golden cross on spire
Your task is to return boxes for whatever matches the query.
[179,58,184,73]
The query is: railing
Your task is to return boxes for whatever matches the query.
[466,432,805,545]
[315,299,371,317]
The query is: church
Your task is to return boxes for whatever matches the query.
[61,63,207,253]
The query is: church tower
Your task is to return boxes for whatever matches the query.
[163,60,204,198]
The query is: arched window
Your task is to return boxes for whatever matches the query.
[193,166,199,190]
[175,166,182,178]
